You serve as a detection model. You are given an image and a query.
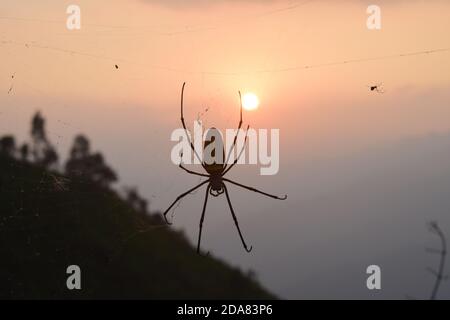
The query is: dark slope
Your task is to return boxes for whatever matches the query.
[0,156,274,299]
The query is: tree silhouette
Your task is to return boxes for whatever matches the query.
[124,186,148,214]
[30,112,58,169]
[70,134,90,159]
[19,144,29,162]
[65,134,117,188]
[0,136,16,158]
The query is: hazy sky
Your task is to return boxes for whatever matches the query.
[1,0,450,299]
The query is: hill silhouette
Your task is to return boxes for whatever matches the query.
[0,113,274,299]
[0,155,274,299]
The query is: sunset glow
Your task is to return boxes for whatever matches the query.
[1,0,450,301]
[242,93,260,111]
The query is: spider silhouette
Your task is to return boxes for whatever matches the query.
[368,83,384,93]
[163,82,287,254]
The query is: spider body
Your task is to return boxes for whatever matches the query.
[203,127,225,174]
[368,82,384,93]
[203,127,226,196]
[208,174,224,196]
[163,82,287,254]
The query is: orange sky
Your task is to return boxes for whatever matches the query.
[1,0,450,298]
[1,1,449,143]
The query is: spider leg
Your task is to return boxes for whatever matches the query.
[179,164,210,177]
[223,178,287,200]
[223,91,243,170]
[162,179,210,224]
[197,184,211,254]
[223,125,250,176]
[223,184,253,253]
[180,82,207,171]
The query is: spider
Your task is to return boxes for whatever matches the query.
[163,82,287,255]
[368,82,384,93]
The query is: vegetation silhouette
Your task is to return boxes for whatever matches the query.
[0,135,15,158]
[65,134,117,188]
[406,222,448,300]
[0,112,274,299]
[30,112,58,169]
[426,221,447,300]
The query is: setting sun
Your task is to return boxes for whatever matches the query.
[242,93,260,111]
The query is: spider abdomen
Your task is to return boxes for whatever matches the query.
[203,127,225,175]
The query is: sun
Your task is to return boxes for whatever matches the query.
[242,93,259,111]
